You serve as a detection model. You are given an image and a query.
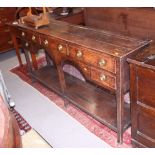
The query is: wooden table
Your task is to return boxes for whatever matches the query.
[10,18,149,143]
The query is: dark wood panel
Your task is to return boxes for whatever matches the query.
[137,67,155,109]
[128,44,155,147]
[0,7,16,53]
[84,8,155,40]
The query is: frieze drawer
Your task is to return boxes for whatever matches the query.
[91,67,116,90]
[68,45,116,73]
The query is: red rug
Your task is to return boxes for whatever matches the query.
[11,63,132,148]
[12,109,31,134]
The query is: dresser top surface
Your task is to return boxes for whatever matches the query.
[128,42,155,70]
[13,19,149,58]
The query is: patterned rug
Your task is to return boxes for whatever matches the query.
[10,63,132,148]
[12,109,31,135]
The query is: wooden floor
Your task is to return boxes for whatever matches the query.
[32,65,130,132]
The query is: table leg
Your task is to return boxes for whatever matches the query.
[30,51,38,70]
[116,59,124,144]
[12,34,23,67]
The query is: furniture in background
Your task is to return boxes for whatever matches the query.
[83,8,155,40]
[9,8,149,143]
[52,7,84,25]
[0,7,17,53]
[0,71,21,148]
[128,43,155,147]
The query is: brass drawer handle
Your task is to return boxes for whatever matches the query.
[32,35,36,41]
[4,29,10,32]
[8,40,13,44]
[100,74,107,81]
[76,50,82,58]
[57,44,63,51]
[21,32,25,37]
[25,42,29,47]
[44,40,48,46]
[83,67,88,71]
[99,59,106,67]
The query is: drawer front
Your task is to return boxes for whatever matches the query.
[68,45,84,61]
[137,66,155,109]
[0,26,11,36]
[77,62,91,78]
[85,50,116,74]
[40,34,50,48]
[0,40,14,52]
[0,8,16,27]
[21,40,30,50]
[0,37,13,46]
[16,28,27,40]
[0,25,13,52]
[0,29,12,45]
[68,45,116,73]
[132,105,155,147]
[26,31,40,45]
[0,8,16,15]
[51,39,67,56]
[91,67,116,90]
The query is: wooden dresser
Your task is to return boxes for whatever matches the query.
[10,19,149,143]
[0,7,16,53]
[128,43,155,147]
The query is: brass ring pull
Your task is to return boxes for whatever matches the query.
[32,35,36,41]
[25,42,29,47]
[44,40,48,46]
[21,32,25,37]
[57,44,63,51]
[83,67,87,71]
[76,50,82,58]
[99,59,106,67]
[100,74,107,81]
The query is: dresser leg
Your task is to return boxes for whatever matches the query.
[12,34,23,67]
[45,52,51,66]
[24,50,36,83]
[116,59,124,144]
[64,97,69,108]
[24,50,32,73]
[30,51,38,70]
[116,91,124,144]
[56,64,66,94]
